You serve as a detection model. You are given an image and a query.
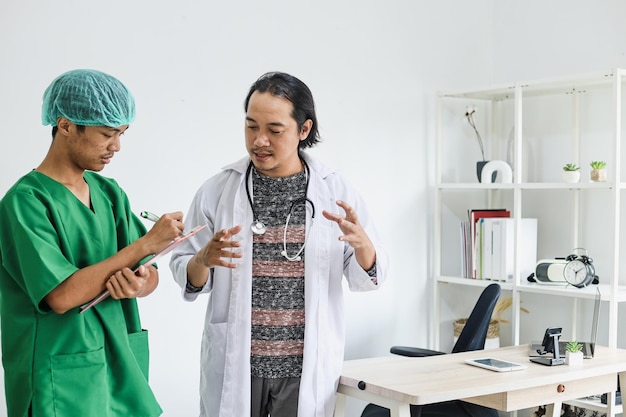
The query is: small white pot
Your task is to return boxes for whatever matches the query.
[565,351,584,366]
[562,171,580,183]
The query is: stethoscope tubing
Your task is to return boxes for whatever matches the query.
[244,156,315,261]
[244,157,315,231]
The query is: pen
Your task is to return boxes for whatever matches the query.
[140,211,160,222]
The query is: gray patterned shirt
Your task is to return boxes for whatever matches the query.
[250,167,307,378]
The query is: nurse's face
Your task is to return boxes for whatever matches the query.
[65,122,128,172]
[245,91,312,178]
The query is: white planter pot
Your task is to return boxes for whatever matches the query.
[565,351,584,366]
[562,171,580,183]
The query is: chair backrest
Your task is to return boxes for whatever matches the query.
[451,283,501,354]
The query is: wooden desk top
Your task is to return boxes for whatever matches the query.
[339,345,626,411]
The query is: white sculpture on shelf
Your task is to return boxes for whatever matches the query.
[480,160,512,184]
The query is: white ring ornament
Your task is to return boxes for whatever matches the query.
[480,160,512,184]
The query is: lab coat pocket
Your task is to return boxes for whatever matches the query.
[128,329,150,379]
[204,322,227,378]
[50,347,110,417]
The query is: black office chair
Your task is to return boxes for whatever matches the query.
[361,283,502,417]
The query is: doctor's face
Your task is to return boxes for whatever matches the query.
[245,91,312,178]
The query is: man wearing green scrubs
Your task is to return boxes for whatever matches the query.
[0,69,183,417]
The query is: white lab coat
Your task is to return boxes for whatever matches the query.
[170,153,389,417]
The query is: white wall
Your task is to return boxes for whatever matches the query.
[0,1,624,416]
[492,0,626,82]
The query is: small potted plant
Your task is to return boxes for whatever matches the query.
[562,163,580,183]
[590,161,607,182]
[564,341,584,366]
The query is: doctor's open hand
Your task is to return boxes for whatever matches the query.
[186,225,243,291]
[141,211,185,253]
[194,225,244,270]
[107,264,158,300]
[322,200,376,271]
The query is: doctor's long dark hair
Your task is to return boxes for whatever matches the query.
[244,71,321,149]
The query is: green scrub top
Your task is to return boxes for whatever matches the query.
[0,171,162,417]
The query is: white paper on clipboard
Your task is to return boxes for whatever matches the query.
[79,225,207,313]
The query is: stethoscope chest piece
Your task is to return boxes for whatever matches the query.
[251,220,267,235]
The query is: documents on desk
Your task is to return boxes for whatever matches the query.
[335,345,626,417]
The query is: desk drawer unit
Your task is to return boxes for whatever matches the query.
[463,374,616,411]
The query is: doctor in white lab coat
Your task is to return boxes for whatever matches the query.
[170,72,388,417]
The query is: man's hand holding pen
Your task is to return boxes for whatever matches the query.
[102,211,184,302]
[80,211,189,310]
[140,211,185,254]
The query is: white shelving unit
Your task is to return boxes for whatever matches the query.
[433,68,626,416]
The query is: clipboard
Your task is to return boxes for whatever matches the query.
[79,225,207,314]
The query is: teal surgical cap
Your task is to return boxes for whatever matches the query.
[41,69,135,127]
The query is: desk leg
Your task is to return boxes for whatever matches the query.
[605,391,616,417]
[618,372,625,417]
[334,393,346,417]
[390,403,411,417]
[545,401,562,417]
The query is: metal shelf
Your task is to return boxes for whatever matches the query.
[566,396,622,415]
[433,68,626,417]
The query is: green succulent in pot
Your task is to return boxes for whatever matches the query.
[590,161,607,182]
[563,163,580,172]
[565,341,583,353]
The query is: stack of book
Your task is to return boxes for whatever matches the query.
[461,209,537,281]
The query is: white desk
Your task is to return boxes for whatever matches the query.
[335,345,626,417]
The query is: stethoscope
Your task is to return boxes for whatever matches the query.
[244,158,315,261]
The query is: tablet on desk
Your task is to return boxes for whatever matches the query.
[465,358,527,372]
